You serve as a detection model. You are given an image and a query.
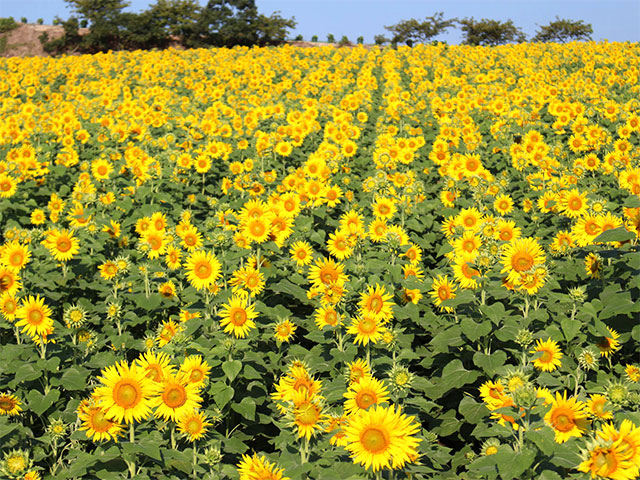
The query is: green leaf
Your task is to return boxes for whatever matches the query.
[458,396,487,422]
[593,227,635,243]
[473,351,507,376]
[525,428,555,455]
[212,383,234,409]
[27,388,60,416]
[539,470,563,480]
[460,317,492,342]
[495,446,536,480]
[222,360,242,382]
[560,316,581,342]
[232,397,256,421]
[549,441,582,468]
[58,367,90,391]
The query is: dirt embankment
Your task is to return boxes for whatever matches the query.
[0,23,88,57]
[0,24,370,58]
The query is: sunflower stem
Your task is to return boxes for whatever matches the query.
[171,425,176,449]
[128,423,136,478]
[38,337,47,359]
[192,442,198,478]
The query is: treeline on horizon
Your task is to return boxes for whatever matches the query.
[4,0,597,55]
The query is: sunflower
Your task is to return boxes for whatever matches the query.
[625,364,640,383]
[347,359,371,384]
[457,207,482,232]
[572,214,602,246]
[493,194,514,215]
[165,246,182,270]
[152,374,202,422]
[308,257,348,289]
[314,305,340,329]
[289,241,313,266]
[368,219,388,242]
[0,292,18,321]
[372,197,397,220]
[452,260,480,290]
[179,355,211,386]
[326,414,349,447]
[272,364,323,407]
[587,394,613,420]
[530,338,563,372]
[359,284,394,322]
[242,216,271,244]
[185,250,222,291]
[93,361,159,424]
[495,219,521,242]
[78,400,124,442]
[135,351,175,383]
[559,188,589,218]
[344,376,391,415]
[500,237,546,285]
[157,319,181,347]
[44,229,79,262]
[30,209,46,225]
[230,266,265,296]
[1,242,30,272]
[237,454,290,480]
[429,275,457,312]
[453,232,482,262]
[596,327,621,358]
[219,295,258,338]
[0,392,22,416]
[91,158,113,180]
[599,420,640,473]
[179,225,203,251]
[327,230,354,260]
[347,314,388,346]
[585,253,602,279]
[98,261,118,280]
[177,410,212,442]
[282,389,325,440]
[15,295,53,338]
[273,319,297,343]
[343,404,421,472]
[142,230,167,259]
[544,391,590,443]
[0,174,18,198]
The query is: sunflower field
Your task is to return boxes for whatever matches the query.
[0,41,639,480]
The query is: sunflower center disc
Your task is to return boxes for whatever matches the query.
[115,383,139,408]
[196,263,211,279]
[361,427,388,453]
[164,386,186,408]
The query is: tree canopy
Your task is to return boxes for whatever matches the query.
[532,17,593,43]
[459,17,527,46]
[385,12,455,46]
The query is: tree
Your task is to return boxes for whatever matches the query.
[64,0,130,52]
[385,12,455,46]
[374,34,388,46]
[196,0,259,47]
[459,17,526,46]
[532,17,593,43]
[254,11,296,46]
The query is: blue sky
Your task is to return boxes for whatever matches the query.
[2,0,638,43]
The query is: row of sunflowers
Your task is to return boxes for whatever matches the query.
[0,41,639,479]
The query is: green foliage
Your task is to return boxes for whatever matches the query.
[356,36,363,44]
[0,17,18,34]
[311,34,318,42]
[374,34,387,45]
[40,17,82,55]
[459,17,526,46]
[338,35,351,46]
[385,12,455,46]
[532,17,593,43]
[327,33,335,43]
